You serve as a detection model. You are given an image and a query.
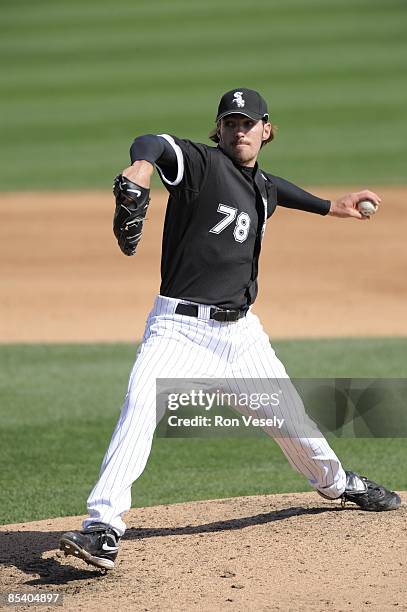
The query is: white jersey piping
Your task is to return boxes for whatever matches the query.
[155,134,184,186]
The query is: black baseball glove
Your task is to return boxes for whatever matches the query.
[113,174,151,256]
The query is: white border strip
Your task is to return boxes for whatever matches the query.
[260,173,268,239]
[156,134,184,186]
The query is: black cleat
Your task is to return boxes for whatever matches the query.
[341,470,401,511]
[59,522,120,570]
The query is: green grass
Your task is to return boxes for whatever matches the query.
[0,339,406,524]
[1,0,406,189]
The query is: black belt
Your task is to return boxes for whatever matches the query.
[175,303,247,322]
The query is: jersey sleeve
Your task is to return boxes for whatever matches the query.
[155,134,210,197]
[267,173,331,215]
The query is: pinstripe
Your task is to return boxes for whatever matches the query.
[230,313,342,488]
[90,312,211,505]
[84,296,346,535]
[231,322,321,481]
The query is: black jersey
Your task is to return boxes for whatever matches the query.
[130,134,331,310]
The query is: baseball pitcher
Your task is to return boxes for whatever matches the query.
[60,88,400,570]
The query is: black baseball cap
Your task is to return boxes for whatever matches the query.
[216,88,269,122]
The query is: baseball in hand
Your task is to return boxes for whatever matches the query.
[357,200,378,217]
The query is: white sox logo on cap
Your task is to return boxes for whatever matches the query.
[215,88,269,122]
[232,91,245,108]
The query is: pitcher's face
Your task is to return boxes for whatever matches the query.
[218,114,271,167]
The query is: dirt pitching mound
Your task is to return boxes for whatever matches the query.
[1,492,405,611]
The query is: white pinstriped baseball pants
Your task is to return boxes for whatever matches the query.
[84,295,346,535]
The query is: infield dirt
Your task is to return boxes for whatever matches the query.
[0,492,406,611]
[1,187,406,342]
